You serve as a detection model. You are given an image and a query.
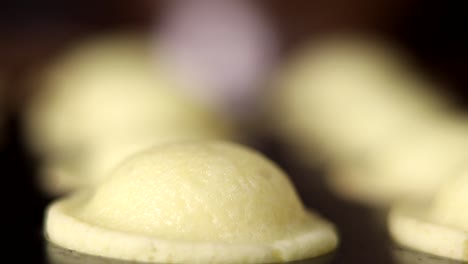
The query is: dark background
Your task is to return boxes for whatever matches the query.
[0,0,466,263]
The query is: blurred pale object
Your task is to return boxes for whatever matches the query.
[389,170,468,262]
[430,170,468,230]
[328,120,468,206]
[45,141,338,263]
[24,33,235,195]
[269,34,451,165]
[157,0,278,116]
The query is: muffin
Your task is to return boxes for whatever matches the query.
[24,33,236,195]
[327,119,468,206]
[389,169,468,261]
[45,141,338,263]
[267,34,450,166]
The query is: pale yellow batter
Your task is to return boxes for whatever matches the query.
[24,33,235,195]
[389,170,468,261]
[45,141,338,263]
[327,120,468,206]
[267,34,450,166]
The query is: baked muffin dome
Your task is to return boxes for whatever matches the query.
[45,141,338,263]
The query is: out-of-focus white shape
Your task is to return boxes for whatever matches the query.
[156,0,278,116]
[269,34,451,166]
[45,141,338,263]
[24,33,235,196]
[328,119,468,206]
[388,170,468,262]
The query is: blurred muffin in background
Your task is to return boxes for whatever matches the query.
[268,34,453,167]
[328,118,468,206]
[430,169,468,230]
[266,33,465,206]
[23,33,238,196]
[389,169,468,262]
